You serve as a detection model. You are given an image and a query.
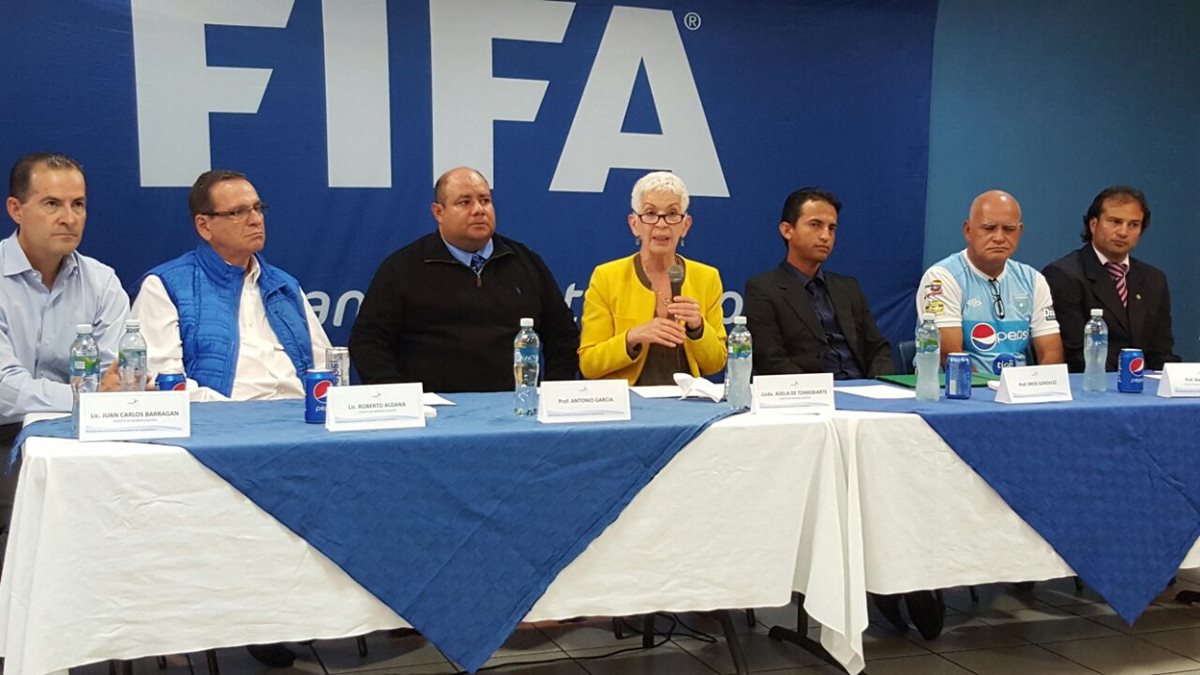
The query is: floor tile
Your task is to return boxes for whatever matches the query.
[862,654,974,674]
[1032,577,1108,607]
[1042,635,1200,675]
[571,642,716,675]
[1066,603,1200,635]
[979,606,1123,643]
[316,633,449,673]
[540,618,633,652]
[207,645,326,674]
[942,644,1096,674]
[858,624,931,660]
[672,630,823,674]
[924,614,1029,654]
[1139,628,1200,661]
[944,582,1050,615]
[478,656,589,674]
[751,666,848,675]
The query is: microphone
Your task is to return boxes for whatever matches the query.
[668,264,684,300]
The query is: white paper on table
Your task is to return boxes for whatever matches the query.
[672,373,725,402]
[422,393,456,406]
[631,385,684,399]
[835,384,917,400]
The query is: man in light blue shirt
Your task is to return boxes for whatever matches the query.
[0,152,128,544]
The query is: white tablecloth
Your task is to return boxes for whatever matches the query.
[0,413,862,675]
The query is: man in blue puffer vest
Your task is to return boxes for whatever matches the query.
[131,170,331,667]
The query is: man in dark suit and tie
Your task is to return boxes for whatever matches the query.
[1042,186,1179,371]
[743,187,894,379]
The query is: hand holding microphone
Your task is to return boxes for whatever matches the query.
[666,263,702,331]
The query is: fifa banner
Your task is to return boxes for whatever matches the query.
[1,0,936,349]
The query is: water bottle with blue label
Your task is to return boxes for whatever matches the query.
[118,319,149,392]
[915,313,941,401]
[69,323,100,435]
[513,317,541,416]
[1083,308,1108,393]
[725,316,752,411]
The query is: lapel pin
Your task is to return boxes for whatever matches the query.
[1136,293,1142,300]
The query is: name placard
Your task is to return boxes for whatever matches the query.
[326,383,426,431]
[1157,363,1200,398]
[538,380,631,424]
[752,373,835,414]
[994,364,1072,404]
[78,391,191,442]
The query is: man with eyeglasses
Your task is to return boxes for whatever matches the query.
[350,166,579,392]
[918,189,1062,375]
[0,152,129,564]
[1042,186,1179,372]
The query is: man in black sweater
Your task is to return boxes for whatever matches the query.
[350,167,579,392]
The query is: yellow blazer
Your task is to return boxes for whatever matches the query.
[578,254,728,383]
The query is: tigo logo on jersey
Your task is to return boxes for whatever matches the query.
[969,323,1029,352]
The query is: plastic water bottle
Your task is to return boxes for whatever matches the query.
[1083,308,1108,393]
[915,313,941,401]
[69,324,100,435]
[725,316,753,411]
[513,317,540,416]
[118,319,149,392]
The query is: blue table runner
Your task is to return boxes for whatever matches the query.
[15,393,733,672]
[836,373,1200,624]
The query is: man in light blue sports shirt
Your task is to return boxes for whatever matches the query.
[918,190,1063,374]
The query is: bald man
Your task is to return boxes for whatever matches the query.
[917,190,1063,375]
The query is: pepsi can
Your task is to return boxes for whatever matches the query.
[946,352,972,399]
[325,347,350,386]
[155,371,187,392]
[1118,348,1144,393]
[304,369,336,423]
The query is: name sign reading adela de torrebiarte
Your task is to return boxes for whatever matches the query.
[1157,363,1200,398]
[77,391,190,442]
[994,364,1072,404]
[326,383,426,431]
[752,373,835,414]
[538,380,631,424]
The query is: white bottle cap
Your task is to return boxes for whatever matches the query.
[733,315,747,325]
[76,323,93,335]
[126,319,140,330]
[921,313,935,321]
[1090,308,1103,317]
[519,317,534,328]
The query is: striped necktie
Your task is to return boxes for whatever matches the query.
[1105,261,1128,306]
[469,254,486,276]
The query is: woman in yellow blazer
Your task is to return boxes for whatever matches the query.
[578,171,727,385]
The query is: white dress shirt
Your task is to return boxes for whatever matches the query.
[132,258,332,402]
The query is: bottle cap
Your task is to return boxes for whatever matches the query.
[519,317,534,328]
[921,313,935,321]
[1090,308,1103,317]
[126,319,140,330]
[76,323,93,335]
[733,315,747,325]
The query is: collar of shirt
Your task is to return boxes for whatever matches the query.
[441,237,494,268]
[1091,245,1129,269]
[781,259,825,287]
[961,248,1010,282]
[1,231,79,283]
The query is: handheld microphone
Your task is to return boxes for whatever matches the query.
[668,264,685,300]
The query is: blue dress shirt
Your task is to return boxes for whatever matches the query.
[0,232,129,425]
[442,237,494,271]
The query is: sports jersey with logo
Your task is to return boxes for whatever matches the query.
[917,250,1059,375]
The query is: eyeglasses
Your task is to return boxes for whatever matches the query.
[635,212,685,225]
[204,204,268,220]
[987,278,1005,319]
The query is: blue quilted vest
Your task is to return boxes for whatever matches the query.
[139,244,314,397]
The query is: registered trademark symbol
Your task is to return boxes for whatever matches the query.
[683,12,701,30]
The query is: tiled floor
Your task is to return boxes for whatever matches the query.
[64,571,1200,675]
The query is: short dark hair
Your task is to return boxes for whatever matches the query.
[189,170,248,217]
[9,152,85,202]
[1081,186,1150,243]
[780,187,842,225]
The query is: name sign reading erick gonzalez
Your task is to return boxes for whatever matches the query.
[537,380,631,424]
[994,364,1072,404]
[78,391,191,442]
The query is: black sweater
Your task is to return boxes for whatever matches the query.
[349,232,580,392]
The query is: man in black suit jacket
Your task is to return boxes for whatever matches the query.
[744,188,894,379]
[1042,186,1179,371]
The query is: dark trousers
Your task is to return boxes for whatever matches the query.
[0,423,21,572]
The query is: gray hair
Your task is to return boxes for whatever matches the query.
[630,171,689,214]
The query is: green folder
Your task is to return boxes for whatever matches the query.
[877,373,998,388]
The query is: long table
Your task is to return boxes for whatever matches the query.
[0,409,862,675]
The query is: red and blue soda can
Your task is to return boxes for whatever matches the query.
[305,369,336,423]
[1118,348,1144,393]
[946,352,972,399]
[155,371,187,392]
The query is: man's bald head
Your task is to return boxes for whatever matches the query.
[968,190,1022,225]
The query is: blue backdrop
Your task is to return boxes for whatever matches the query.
[0,0,937,350]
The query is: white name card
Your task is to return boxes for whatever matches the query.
[78,391,191,442]
[537,380,631,424]
[752,373,835,414]
[326,383,426,431]
[994,364,1072,404]
[1157,363,1200,398]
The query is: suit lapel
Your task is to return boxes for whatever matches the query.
[1125,259,1148,343]
[774,267,825,343]
[826,276,863,365]
[1081,249,1129,333]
